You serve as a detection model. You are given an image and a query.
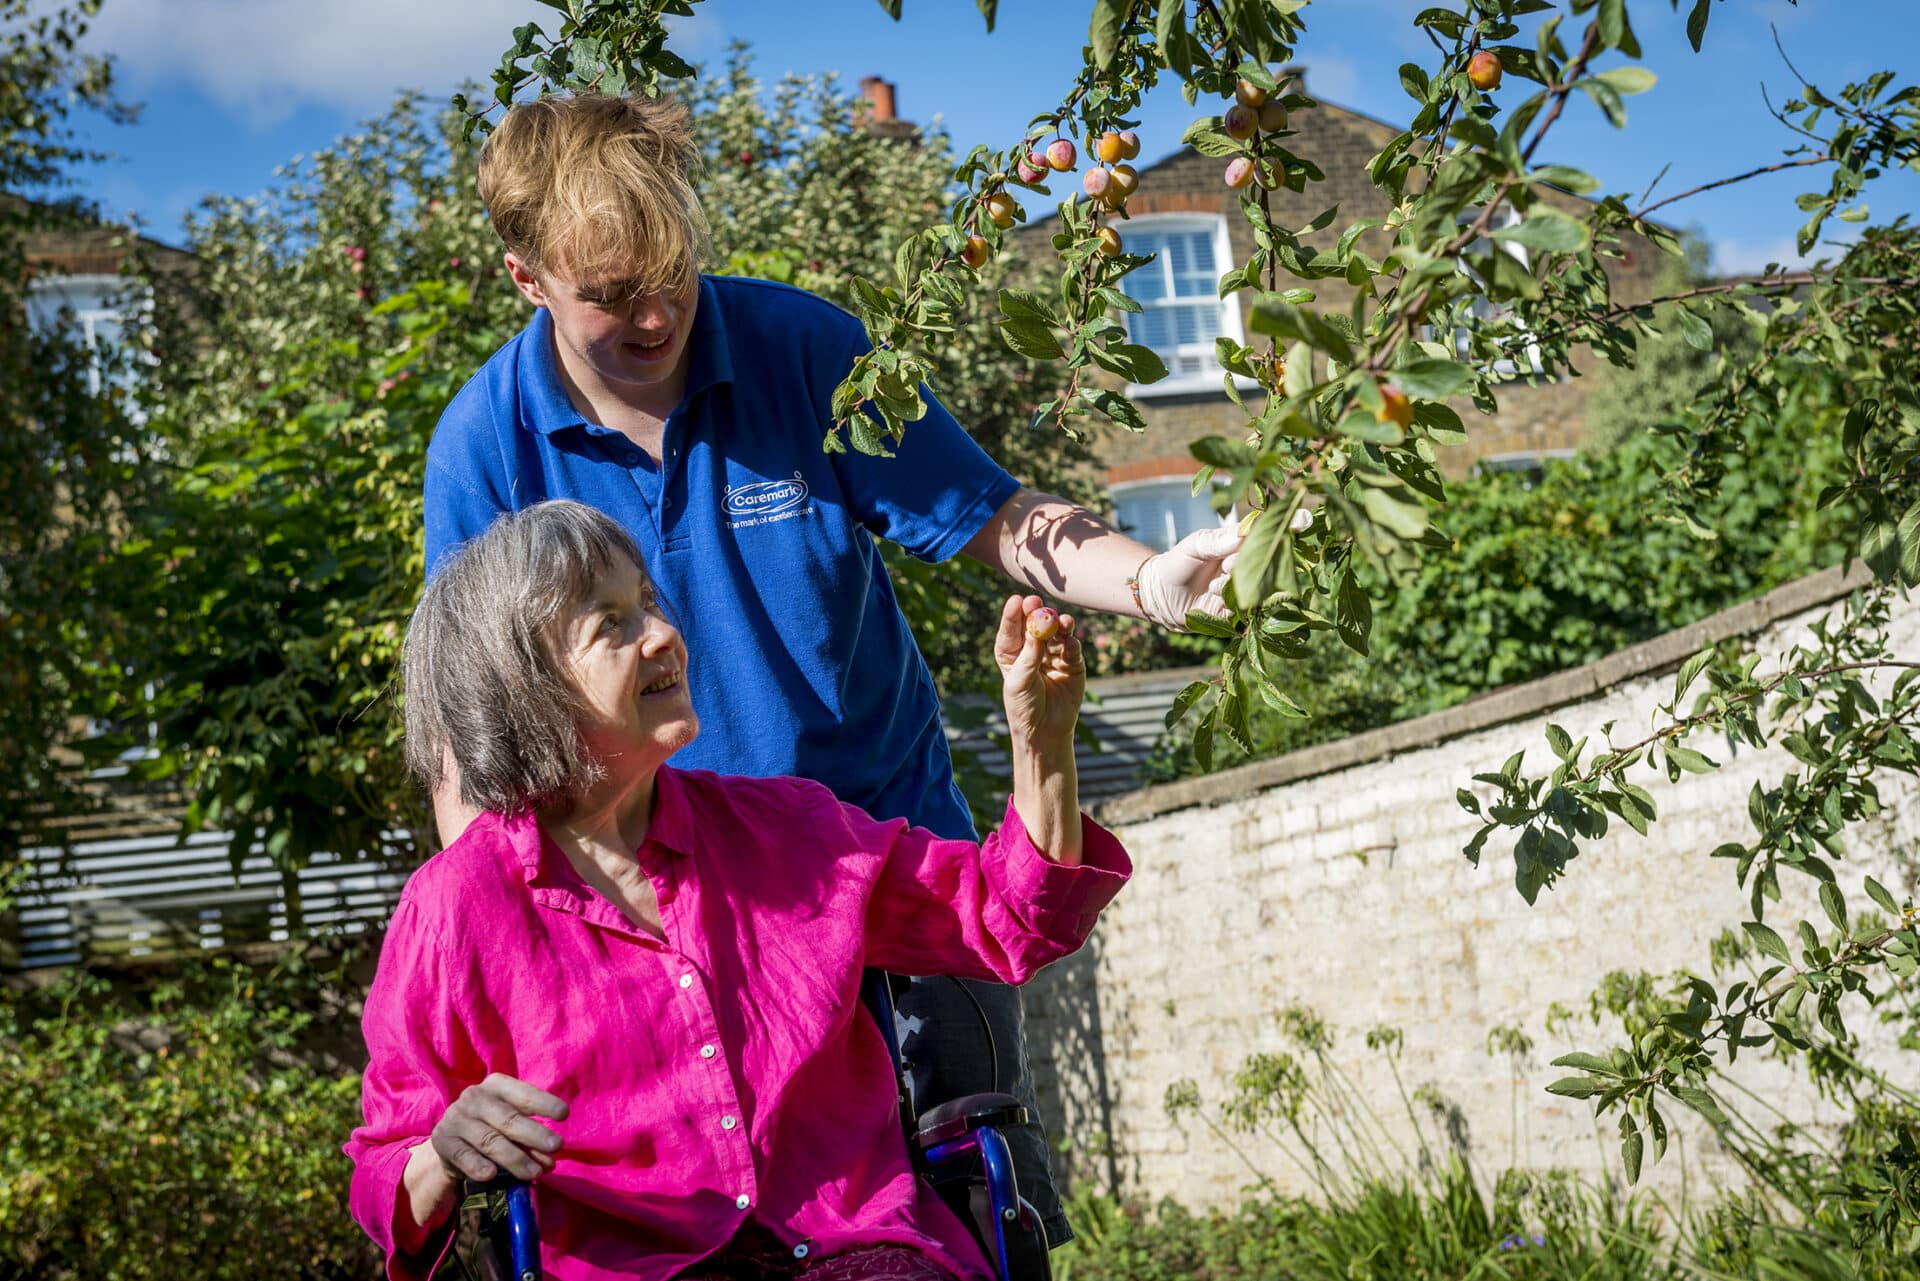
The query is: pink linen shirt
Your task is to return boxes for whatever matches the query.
[345,765,1131,1281]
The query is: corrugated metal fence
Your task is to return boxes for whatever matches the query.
[2,667,1205,971]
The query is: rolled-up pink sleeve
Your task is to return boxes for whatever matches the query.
[851,792,1131,982]
[343,899,476,1281]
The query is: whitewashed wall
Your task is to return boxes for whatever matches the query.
[1023,564,1918,1209]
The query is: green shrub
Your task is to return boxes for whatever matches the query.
[0,954,378,1281]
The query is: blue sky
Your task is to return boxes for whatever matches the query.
[50,0,1920,277]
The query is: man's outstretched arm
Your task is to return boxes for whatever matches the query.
[961,486,1241,629]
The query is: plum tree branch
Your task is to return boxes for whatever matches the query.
[1634,154,1832,221]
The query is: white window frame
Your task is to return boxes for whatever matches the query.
[1108,474,1234,552]
[26,273,152,399]
[1117,214,1251,398]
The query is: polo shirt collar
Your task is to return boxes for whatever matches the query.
[516,275,734,439]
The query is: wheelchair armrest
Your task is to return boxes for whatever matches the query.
[914,1091,1028,1151]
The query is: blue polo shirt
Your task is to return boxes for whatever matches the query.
[423,275,1020,839]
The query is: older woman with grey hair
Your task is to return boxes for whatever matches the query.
[344,499,1132,1281]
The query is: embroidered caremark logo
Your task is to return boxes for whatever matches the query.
[724,472,810,529]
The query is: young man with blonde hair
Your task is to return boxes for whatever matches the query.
[421,92,1239,1251]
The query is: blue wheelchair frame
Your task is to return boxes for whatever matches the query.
[462,971,1049,1281]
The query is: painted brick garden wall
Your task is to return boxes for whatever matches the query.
[1020,563,1918,1209]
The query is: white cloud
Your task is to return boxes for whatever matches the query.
[78,0,711,128]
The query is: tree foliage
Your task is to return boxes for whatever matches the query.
[0,0,145,866]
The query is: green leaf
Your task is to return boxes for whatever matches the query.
[1578,77,1628,128]
[998,318,1063,360]
[1079,387,1146,430]
[1392,358,1471,400]
[1089,0,1127,69]
[998,287,1061,326]
[1673,645,1713,706]
[1361,487,1429,539]
[1898,502,1920,586]
[1115,342,1169,385]
[1743,921,1791,964]
[1594,66,1656,96]
[1674,306,1713,351]
[1180,117,1240,158]
[1166,679,1211,730]
[1671,1085,1728,1126]
[1861,518,1902,582]
[1546,1076,1600,1099]
[1528,164,1600,194]
[1229,507,1287,609]
[1665,744,1717,774]
[1550,1051,1616,1073]
[1184,611,1238,640]
[1865,876,1901,917]
[1489,207,1591,252]
[1191,436,1256,468]
[1686,0,1711,51]
[1819,881,1848,933]
[1620,1115,1643,1184]
[975,0,998,32]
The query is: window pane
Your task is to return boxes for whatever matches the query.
[1172,305,1204,345]
[1130,308,1171,348]
[1111,479,1223,553]
[1128,267,1167,303]
[1116,223,1234,375]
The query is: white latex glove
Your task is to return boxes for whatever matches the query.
[1133,524,1242,631]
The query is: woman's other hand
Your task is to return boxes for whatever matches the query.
[432,1073,570,1183]
[994,595,1085,864]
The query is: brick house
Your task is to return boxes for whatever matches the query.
[999,69,1674,552]
[18,204,193,386]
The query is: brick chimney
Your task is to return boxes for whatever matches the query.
[859,76,897,123]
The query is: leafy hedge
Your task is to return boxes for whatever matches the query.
[0,954,379,1281]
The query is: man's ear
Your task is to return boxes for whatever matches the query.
[504,253,548,308]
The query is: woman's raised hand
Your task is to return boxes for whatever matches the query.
[432,1073,570,1184]
[994,594,1086,758]
[994,595,1086,865]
